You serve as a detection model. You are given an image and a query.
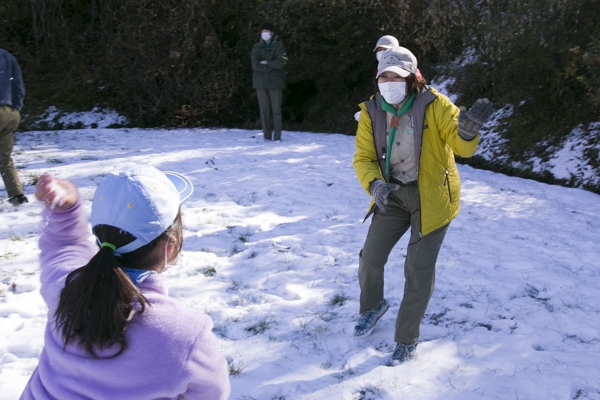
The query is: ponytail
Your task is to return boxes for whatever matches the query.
[55,244,147,357]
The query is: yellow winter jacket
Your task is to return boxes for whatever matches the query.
[353,88,479,236]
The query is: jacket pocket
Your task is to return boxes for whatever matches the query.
[443,169,452,202]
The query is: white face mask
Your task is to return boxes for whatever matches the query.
[261,31,273,42]
[376,51,384,62]
[378,81,407,104]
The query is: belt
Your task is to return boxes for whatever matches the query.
[390,177,417,186]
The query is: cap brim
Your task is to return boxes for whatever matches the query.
[376,66,411,79]
[373,45,392,52]
[165,172,194,204]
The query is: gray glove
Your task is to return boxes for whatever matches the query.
[370,180,399,213]
[458,98,496,140]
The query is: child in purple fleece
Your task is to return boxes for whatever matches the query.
[20,166,230,400]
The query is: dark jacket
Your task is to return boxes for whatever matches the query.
[251,37,287,89]
[0,49,25,111]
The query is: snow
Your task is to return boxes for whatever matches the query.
[542,122,600,187]
[430,76,458,104]
[1,122,600,399]
[29,106,129,129]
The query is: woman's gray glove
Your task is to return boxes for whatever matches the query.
[370,180,399,213]
[458,98,496,140]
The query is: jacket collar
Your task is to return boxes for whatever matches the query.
[137,272,169,295]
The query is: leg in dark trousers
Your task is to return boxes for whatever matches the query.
[394,223,449,345]
[256,88,273,140]
[358,186,414,312]
[358,184,449,345]
[269,88,283,141]
[256,88,283,141]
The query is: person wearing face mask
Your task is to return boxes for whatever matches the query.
[374,37,425,81]
[21,165,230,400]
[374,35,399,62]
[353,47,495,365]
[373,35,400,62]
[355,36,424,122]
[251,22,288,141]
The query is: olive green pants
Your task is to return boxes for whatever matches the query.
[256,88,282,141]
[358,185,449,344]
[0,106,23,198]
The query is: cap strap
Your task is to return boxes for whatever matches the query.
[101,242,117,252]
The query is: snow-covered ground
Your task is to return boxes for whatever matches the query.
[1,125,600,399]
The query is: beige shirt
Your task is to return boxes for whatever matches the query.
[386,110,418,183]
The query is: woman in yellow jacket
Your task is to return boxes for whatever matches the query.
[353,47,495,365]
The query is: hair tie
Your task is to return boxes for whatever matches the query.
[101,242,117,252]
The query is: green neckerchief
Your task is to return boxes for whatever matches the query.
[382,92,416,176]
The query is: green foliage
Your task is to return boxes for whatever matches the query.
[0,0,484,133]
[92,0,242,127]
[1,0,599,146]
[448,0,600,155]
[581,37,600,108]
[329,292,349,307]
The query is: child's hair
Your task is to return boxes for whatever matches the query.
[54,210,183,358]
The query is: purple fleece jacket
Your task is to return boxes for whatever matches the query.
[20,200,230,399]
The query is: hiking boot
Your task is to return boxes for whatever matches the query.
[389,342,417,365]
[354,299,389,337]
[8,194,29,206]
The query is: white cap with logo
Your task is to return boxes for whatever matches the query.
[376,47,418,78]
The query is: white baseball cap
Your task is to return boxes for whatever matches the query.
[91,165,193,255]
[373,35,399,52]
[376,46,418,78]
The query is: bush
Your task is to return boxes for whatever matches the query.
[447,0,600,160]
[581,37,600,109]
[1,0,598,142]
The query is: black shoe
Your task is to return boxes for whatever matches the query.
[8,194,29,206]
